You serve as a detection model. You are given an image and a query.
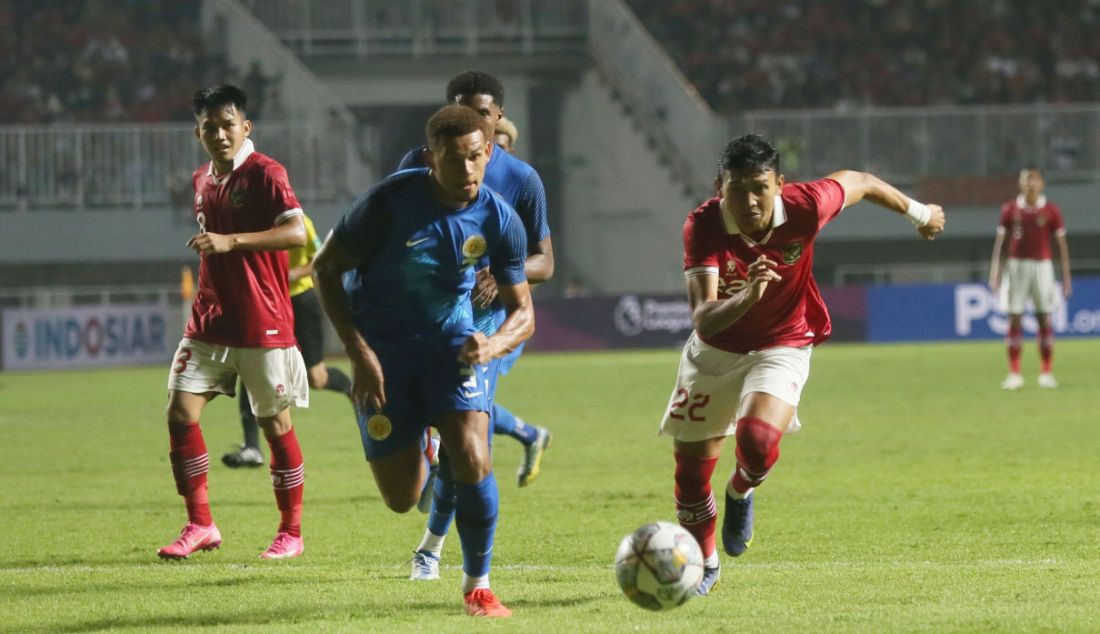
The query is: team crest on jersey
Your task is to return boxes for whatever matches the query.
[462,235,487,259]
[782,242,803,264]
[1036,216,1047,227]
[229,187,247,208]
[366,414,392,441]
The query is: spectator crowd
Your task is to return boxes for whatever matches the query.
[628,0,1100,113]
[0,0,228,124]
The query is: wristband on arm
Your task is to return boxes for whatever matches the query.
[904,198,932,227]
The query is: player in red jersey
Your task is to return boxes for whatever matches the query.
[988,166,1071,390]
[658,135,945,596]
[158,84,310,561]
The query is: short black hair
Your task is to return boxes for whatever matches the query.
[426,105,495,149]
[446,70,504,106]
[192,83,248,118]
[719,134,780,176]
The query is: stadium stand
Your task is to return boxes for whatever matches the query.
[0,0,229,123]
[626,0,1100,112]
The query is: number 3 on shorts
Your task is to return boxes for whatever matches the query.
[668,388,710,422]
[174,348,192,374]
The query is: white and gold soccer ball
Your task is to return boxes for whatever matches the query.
[614,521,704,611]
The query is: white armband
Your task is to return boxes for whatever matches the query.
[904,198,931,227]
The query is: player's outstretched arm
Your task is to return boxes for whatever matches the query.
[689,256,780,339]
[187,215,307,254]
[459,281,535,366]
[827,170,945,240]
[312,232,386,411]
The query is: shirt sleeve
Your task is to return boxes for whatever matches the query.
[262,163,304,226]
[998,203,1012,231]
[395,147,426,172]
[513,169,551,247]
[792,178,846,230]
[490,209,528,286]
[683,210,719,277]
[333,191,390,264]
[1050,204,1066,234]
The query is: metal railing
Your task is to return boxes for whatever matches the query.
[0,122,355,211]
[830,259,1100,287]
[587,0,726,199]
[241,0,588,57]
[735,104,1100,185]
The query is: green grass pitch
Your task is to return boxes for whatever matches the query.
[2,340,1098,632]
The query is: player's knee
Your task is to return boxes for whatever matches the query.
[734,416,782,475]
[380,489,418,514]
[444,442,491,484]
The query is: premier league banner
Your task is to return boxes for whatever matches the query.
[867,278,1100,342]
[529,288,868,351]
[1,304,170,370]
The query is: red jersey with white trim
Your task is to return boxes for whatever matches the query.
[683,178,846,354]
[185,140,303,348]
[998,195,1064,260]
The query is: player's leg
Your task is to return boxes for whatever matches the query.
[723,392,794,557]
[158,339,237,559]
[1033,260,1058,387]
[239,345,309,559]
[434,409,510,617]
[658,333,747,595]
[411,443,452,580]
[222,381,264,468]
[492,403,551,487]
[1002,259,1027,389]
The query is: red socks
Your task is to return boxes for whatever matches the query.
[268,428,305,537]
[1039,325,1054,373]
[169,422,212,526]
[674,453,718,558]
[730,417,782,494]
[1007,322,1023,374]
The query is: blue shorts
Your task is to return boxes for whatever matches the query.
[496,341,524,376]
[356,342,491,462]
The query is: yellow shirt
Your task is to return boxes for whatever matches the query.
[288,215,321,297]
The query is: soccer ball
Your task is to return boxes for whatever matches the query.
[614,521,704,611]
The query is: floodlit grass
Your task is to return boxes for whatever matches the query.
[1,340,1098,632]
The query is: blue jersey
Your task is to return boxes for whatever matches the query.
[333,169,527,348]
[397,145,549,336]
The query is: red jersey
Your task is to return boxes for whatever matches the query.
[683,178,846,353]
[185,139,303,348]
[998,195,1064,261]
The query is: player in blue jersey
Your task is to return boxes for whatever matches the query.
[313,105,533,618]
[396,70,555,581]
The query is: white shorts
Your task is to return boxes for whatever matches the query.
[1003,258,1060,315]
[167,338,309,417]
[658,332,811,442]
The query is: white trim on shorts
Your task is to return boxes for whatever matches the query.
[658,332,811,442]
[167,338,309,417]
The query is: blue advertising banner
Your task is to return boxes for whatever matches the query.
[2,304,170,370]
[868,278,1100,342]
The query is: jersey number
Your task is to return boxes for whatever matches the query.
[668,388,709,422]
[174,348,192,374]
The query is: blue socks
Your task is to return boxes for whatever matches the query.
[427,453,457,537]
[492,403,539,445]
[454,472,499,578]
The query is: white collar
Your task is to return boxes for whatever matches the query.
[1016,194,1046,209]
[207,138,255,175]
[721,194,787,243]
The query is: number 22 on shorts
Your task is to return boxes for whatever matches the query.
[668,388,709,422]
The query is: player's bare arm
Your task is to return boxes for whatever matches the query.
[459,281,534,366]
[1056,232,1072,298]
[827,170,946,240]
[525,236,555,284]
[187,215,307,254]
[289,261,314,284]
[688,256,781,339]
[989,229,1008,292]
[312,232,386,411]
